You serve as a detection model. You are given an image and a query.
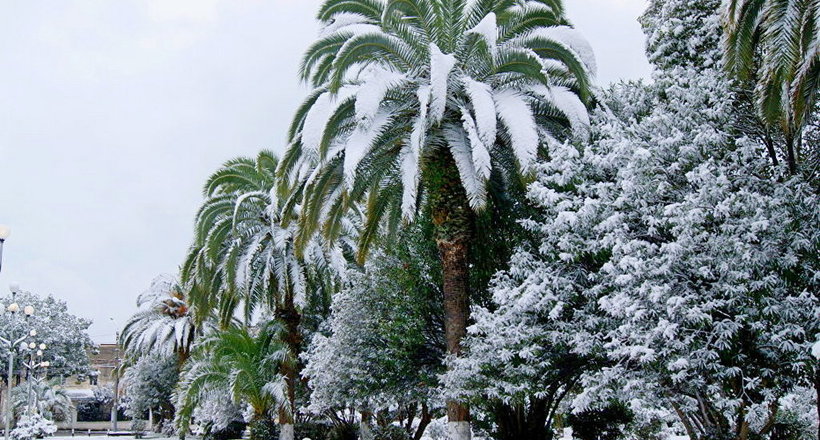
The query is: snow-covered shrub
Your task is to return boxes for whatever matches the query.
[447,1,819,438]
[189,388,244,439]
[12,380,72,422]
[10,414,57,440]
[302,222,443,425]
[122,353,178,421]
[76,386,113,422]
[131,419,147,439]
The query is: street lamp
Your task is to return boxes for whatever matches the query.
[23,343,47,416]
[0,226,10,275]
[0,285,36,440]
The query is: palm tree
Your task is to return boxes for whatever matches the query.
[11,378,72,422]
[723,0,820,173]
[175,324,291,440]
[120,274,197,364]
[183,151,346,440]
[279,1,594,436]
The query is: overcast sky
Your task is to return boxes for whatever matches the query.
[0,0,651,343]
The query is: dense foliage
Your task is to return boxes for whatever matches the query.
[0,289,94,378]
[122,353,179,422]
[116,0,819,440]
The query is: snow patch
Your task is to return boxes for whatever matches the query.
[344,111,392,188]
[429,43,456,123]
[494,89,539,170]
[530,26,597,78]
[462,76,497,148]
[548,85,590,137]
[355,68,405,123]
[467,12,498,59]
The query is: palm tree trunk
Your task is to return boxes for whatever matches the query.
[428,149,474,440]
[439,237,471,440]
[360,410,374,440]
[275,301,301,440]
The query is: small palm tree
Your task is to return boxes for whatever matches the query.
[175,323,291,440]
[11,379,72,422]
[279,0,594,435]
[120,274,197,364]
[183,151,346,438]
[723,0,819,173]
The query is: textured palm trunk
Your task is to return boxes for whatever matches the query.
[275,298,301,440]
[428,149,474,440]
[359,410,374,440]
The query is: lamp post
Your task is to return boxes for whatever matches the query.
[110,331,120,432]
[0,285,35,440]
[23,342,46,416]
[0,225,10,274]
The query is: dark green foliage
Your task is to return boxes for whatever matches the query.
[373,425,411,440]
[294,421,333,440]
[248,418,277,440]
[324,422,358,440]
[203,421,246,440]
[566,401,634,440]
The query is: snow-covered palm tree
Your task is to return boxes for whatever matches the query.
[120,274,196,363]
[175,324,290,440]
[279,1,595,436]
[723,0,819,173]
[12,378,72,421]
[182,151,350,439]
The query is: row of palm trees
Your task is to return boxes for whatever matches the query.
[723,0,820,173]
[120,0,819,439]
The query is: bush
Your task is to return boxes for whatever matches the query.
[248,418,277,440]
[324,422,357,440]
[203,420,247,440]
[10,414,57,440]
[131,419,147,438]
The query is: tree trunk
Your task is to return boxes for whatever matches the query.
[360,410,374,440]
[278,414,294,440]
[494,401,551,440]
[785,131,797,174]
[439,238,471,440]
[428,149,474,440]
[413,403,433,440]
[275,301,301,439]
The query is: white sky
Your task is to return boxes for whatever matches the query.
[0,0,651,343]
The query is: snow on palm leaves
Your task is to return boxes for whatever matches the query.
[282,0,596,255]
[121,274,196,358]
[183,151,347,326]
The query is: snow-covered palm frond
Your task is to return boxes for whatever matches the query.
[344,111,394,188]
[522,26,597,78]
[444,123,488,208]
[462,76,497,147]
[122,274,196,359]
[429,43,457,122]
[281,0,594,257]
[185,150,350,329]
[467,12,499,60]
[494,89,540,170]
